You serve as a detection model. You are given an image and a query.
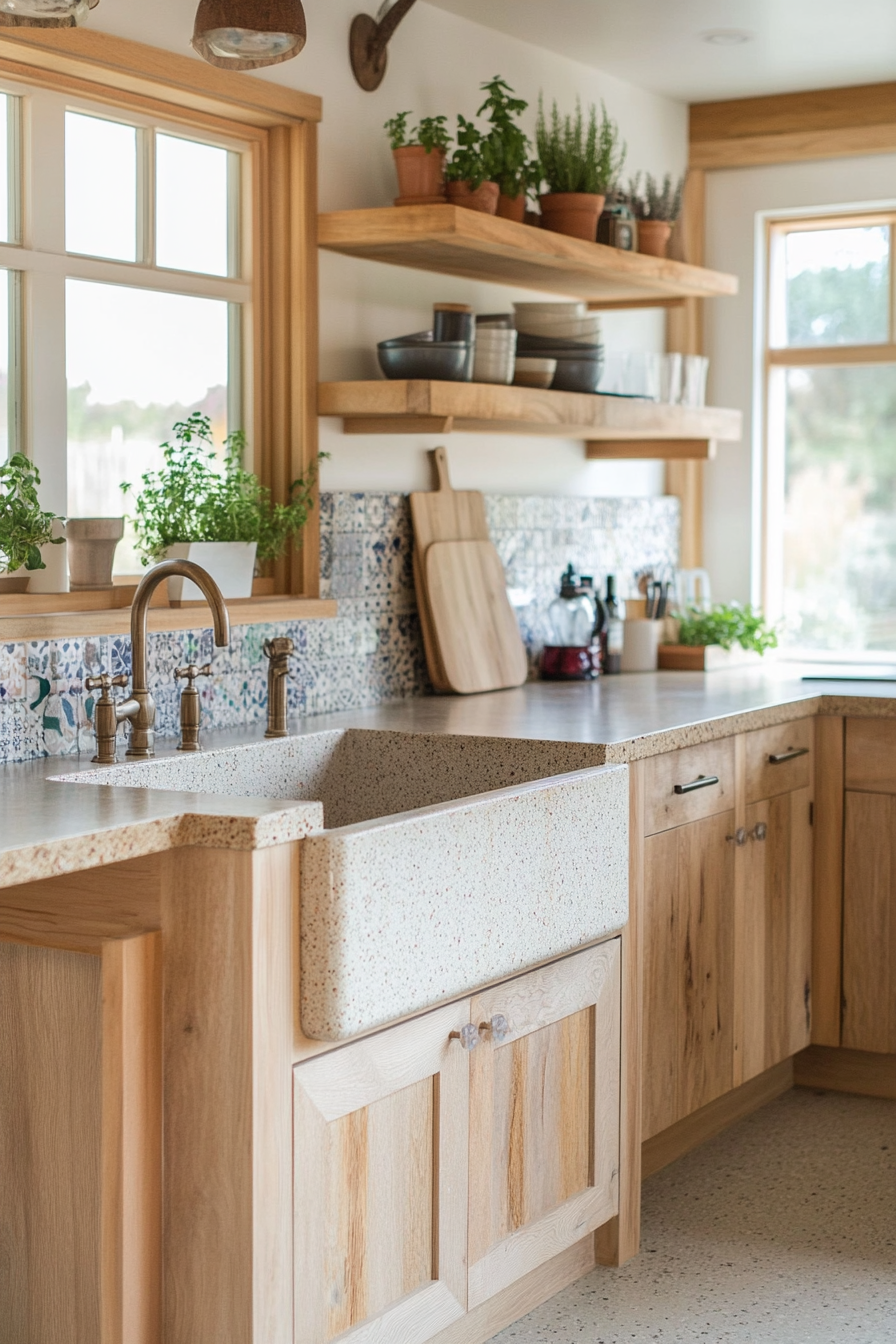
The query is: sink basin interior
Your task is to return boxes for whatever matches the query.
[56,728,606,828]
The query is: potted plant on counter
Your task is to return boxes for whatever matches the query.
[535,96,626,240]
[628,172,685,258]
[123,412,320,604]
[445,115,499,214]
[659,602,778,671]
[385,111,452,203]
[477,75,540,222]
[0,452,64,594]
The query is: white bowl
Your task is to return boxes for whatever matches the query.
[513,357,557,389]
[514,301,587,317]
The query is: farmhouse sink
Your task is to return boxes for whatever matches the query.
[57,729,629,1039]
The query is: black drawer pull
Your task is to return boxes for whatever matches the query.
[674,774,720,795]
[768,747,810,765]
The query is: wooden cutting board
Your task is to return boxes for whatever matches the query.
[424,539,528,694]
[410,446,491,691]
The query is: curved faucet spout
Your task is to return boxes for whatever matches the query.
[126,559,231,757]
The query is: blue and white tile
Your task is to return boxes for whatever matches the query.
[0,642,26,701]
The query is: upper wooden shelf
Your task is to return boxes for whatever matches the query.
[317,206,739,307]
[318,380,742,458]
[0,595,337,641]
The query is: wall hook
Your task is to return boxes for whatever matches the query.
[349,0,418,91]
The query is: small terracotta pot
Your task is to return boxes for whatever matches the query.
[446,179,500,214]
[392,145,446,203]
[637,219,673,258]
[66,517,124,590]
[496,192,526,223]
[539,192,605,242]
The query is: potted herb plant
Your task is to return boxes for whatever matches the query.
[477,76,540,222]
[445,115,499,214]
[628,172,685,258]
[385,111,452,203]
[123,413,320,604]
[659,602,778,671]
[535,96,626,240]
[0,452,65,594]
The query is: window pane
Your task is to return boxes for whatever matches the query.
[0,269,11,458]
[65,112,137,262]
[66,279,232,573]
[0,95,19,245]
[156,133,231,276]
[785,226,890,346]
[781,364,896,652]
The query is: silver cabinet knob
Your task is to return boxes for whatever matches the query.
[480,1013,511,1043]
[449,1023,480,1050]
[751,822,768,842]
[726,827,747,846]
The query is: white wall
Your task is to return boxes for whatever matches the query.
[705,152,896,604]
[90,0,688,496]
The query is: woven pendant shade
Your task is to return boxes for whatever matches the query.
[192,0,306,70]
[0,0,97,27]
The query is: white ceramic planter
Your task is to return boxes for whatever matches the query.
[162,541,257,603]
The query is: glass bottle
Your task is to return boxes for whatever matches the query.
[602,574,625,675]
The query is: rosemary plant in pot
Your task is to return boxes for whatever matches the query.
[476,76,540,222]
[0,453,64,594]
[385,111,451,203]
[628,172,685,258]
[444,115,499,214]
[123,413,319,604]
[535,96,626,240]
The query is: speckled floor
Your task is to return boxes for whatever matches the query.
[490,1088,896,1344]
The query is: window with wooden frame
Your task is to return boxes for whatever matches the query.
[0,26,323,613]
[764,209,896,658]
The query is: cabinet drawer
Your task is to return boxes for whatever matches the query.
[846,717,896,793]
[745,718,813,803]
[643,738,735,835]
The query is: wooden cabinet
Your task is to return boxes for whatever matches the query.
[293,940,621,1344]
[842,790,896,1053]
[640,718,814,1142]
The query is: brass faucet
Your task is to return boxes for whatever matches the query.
[88,559,230,764]
[263,636,294,738]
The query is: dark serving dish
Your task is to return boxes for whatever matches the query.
[377,336,471,381]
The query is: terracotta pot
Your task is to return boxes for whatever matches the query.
[496,192,526,223]
[539,192,605,242]
[66,516,124,590]
[392,145,446,204]
[637,219,673,258]
[446,179,500,214]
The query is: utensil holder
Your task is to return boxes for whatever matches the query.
[621,619,663,672]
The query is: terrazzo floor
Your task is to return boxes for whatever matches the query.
[490,1088,896,1344]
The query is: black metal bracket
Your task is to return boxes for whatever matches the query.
[349,0,419,91]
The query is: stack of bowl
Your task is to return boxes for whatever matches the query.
[513,302,604,394]
[473,313,517,384]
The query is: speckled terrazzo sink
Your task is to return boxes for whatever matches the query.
[57,729,629,1040]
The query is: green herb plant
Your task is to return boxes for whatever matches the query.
[122,413,323,568]
[444,114,492,189]
[384,111,451,154]
[676,603,778,655]
[536,96,626,196]
[627,171,685,223]
[476,76,540,201]
[0,453,64,573]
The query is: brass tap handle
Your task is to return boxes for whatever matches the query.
[263,637,294,739]
[85,672,131,765]
[173,663,213,753]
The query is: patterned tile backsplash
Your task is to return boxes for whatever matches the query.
[0,491,678,764]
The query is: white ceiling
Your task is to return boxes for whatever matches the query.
[425,0,896,103]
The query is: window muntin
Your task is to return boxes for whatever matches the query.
[765,212,896,658]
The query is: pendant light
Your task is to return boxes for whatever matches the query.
[192,0,306,70]
[0,0,98,26]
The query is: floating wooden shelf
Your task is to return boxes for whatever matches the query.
[318,380,742,457]
[318,206,739,307]
[0,596,337,641]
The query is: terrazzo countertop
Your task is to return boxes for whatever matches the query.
[1,663,894,888]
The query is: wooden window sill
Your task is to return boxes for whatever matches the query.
[0,593,337,641]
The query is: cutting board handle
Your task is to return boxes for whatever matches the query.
[431,445,452,493]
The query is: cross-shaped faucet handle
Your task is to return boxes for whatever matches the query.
[85,672,129,694]
[173,662,213,688]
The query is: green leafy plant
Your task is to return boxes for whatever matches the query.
[536,95,626,195]
[444,114,493,189]
[383,112,451,154]
[476,75,540,200]
[0,453,64,573]
[627,171,685,222]
[122,413,323,567]
[676,603,778,655]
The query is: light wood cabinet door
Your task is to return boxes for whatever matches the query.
[741,787,813,1080]
[466,941,621,1310]
[642,811,736,1140]
[842,790,896,1053]
[293,999,471,1344]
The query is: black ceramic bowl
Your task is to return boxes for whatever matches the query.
[517,331,603,354]
[549,355,604,394]
[377,337,471,381]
